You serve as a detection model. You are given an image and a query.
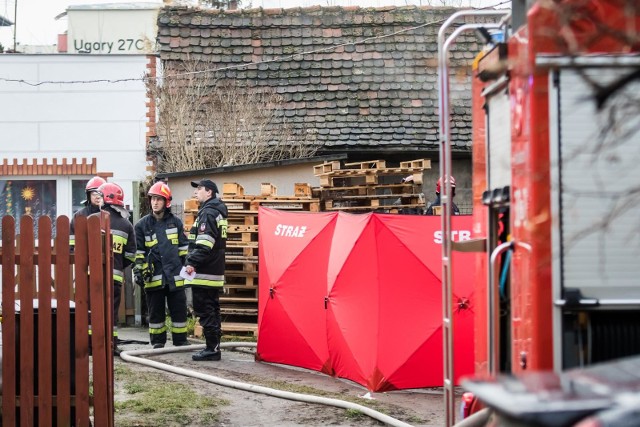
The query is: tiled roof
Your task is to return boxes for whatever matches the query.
[156,5,480,153]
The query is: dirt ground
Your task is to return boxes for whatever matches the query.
[115,327,455,427]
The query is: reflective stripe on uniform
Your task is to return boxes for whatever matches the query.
[165,227,179,241]
[135,250,146,261]
[144,275,163,289]
[178,245,188,257]
[186,273,224,287]
[113,269,124,283]
[171,321,188,334]
[69,235,76,246]
[112,229,129,240]
[149,322,167,335]
[145,233,158,248]
[173,276,185,287]
[195,234,215,248]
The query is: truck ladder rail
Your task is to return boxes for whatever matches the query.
[437,9,509,427]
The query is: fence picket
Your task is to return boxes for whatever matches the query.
[37,216,53,424]
[87,213,111,423]
[73,215,91,426]
[19,215,35,426]
[2,216,17,426]
[55,216,72,425]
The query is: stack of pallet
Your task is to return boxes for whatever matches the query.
[182,182,320,335]
[313,159,430,213]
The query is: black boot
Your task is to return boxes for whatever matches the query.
[192,334,221,361]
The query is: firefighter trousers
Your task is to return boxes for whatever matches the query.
[146,287,188,346]
[113,283,122,339]
[192,287,222,341]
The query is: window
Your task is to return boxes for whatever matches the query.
[0,180,57,233]
[72,179,89,215]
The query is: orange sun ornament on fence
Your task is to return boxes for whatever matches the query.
[21,186,35,201]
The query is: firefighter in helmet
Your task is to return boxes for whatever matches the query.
[70,176,105,248]
[97,182,136,350]
[133,182,190,348]
[426,176,460,215]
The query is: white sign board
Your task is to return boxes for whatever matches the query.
[67,5,160,54]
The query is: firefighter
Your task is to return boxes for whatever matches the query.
[426,176,460,215]
[184,179,228,361]
[70,176,106,247]
[97,182,136,351]
[133,182,190,348]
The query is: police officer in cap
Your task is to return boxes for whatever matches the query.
[185,179,228,361]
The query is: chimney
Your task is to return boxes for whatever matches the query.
[57,33,68,53]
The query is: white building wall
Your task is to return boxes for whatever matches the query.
[0,54,150,216]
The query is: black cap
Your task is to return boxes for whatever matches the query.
[191,179,218,194]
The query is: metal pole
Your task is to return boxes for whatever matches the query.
[12,0,17,52]
[437,10,508,426]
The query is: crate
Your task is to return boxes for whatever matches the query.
[183,198,199,212]
[343,159,387,170]
[400,159,431,169]
[223,182,244,197]
[313,161,341,175]
[294,183,312,198]
[260,183,277,196]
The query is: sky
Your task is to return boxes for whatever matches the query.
[0,0,504,49]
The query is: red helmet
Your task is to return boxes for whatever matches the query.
[98,183,124,206]
[148,182,172,208]
[436,176,456,193]
[86,176,106,192]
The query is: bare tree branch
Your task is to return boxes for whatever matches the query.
[147,59,319,173]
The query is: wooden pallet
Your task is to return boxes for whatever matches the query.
[324,203,426,212]
[317,183,420,198]
[313,161,342,175]
[343,159,387,170]
[324,195,424,209]
[221,322,258,336]
[224,198,320,212]
[319,171,423,188]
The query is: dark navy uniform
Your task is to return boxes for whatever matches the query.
[135,212,189,346]
[186,197,228,353]
[96,205,136,341]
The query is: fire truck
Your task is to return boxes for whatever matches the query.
[438,1,640,426]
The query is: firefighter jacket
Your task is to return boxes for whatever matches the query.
[70,204,101,247]
[100,205,136,285]
[185,197,228,288]
[134,211,189,293]
[426,194,460,216]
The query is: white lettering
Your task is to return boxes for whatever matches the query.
[274,224,307,238]
[433,230,472,244]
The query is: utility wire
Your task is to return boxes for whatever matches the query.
[0,0,509,87]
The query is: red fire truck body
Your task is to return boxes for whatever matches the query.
[470,1,640,381]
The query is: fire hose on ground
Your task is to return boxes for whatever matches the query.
[120,343,414,427]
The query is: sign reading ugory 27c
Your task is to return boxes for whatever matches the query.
[67,6,160,54]
[73,39,146,54]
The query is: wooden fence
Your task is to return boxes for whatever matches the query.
[1,213,114,426]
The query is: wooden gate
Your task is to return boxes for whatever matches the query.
[1,212,114,426]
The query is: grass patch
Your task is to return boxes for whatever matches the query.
[114,363,229,426]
